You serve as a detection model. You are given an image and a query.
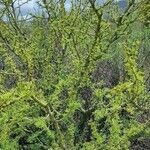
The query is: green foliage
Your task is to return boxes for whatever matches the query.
[0,0,149,149]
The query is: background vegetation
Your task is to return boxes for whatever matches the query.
[0,0,149,149]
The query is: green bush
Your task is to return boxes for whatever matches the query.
[0,0,149,149]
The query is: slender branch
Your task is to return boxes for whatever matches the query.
[31,95,67,149]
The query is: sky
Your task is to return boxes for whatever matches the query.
[1,0,123,20]
[14,0,72,16]
[14,0,111,16]
[14,0,42,16]
[17,0,124,16]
